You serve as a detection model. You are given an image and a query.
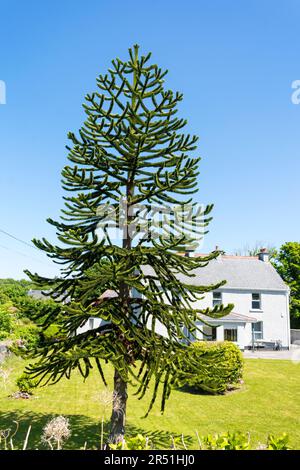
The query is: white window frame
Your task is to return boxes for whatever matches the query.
[224,327,237,342]
[251,293,261,310]
[252,321,263,340]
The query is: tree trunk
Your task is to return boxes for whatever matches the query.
[109,367,128,444]
[109,47,137,445]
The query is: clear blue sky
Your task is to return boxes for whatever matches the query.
[0,0,299,279]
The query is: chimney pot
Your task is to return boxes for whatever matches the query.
[258,248,269,262]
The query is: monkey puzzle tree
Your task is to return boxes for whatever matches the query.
[25,45,233,443]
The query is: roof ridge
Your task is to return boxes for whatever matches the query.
[222,255,258,260]
[192,253,258,260]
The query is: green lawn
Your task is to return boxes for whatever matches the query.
[0,356,300,449]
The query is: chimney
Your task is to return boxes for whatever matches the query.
[258,247,269,262]
[214,245,223,262]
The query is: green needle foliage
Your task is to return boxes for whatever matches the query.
[274,242,300,327]
[25,45,233,440]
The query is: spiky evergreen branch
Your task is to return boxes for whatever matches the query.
[25,45,233,428]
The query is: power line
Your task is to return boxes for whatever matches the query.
[0,227,58,269]
[0,227,59,271]
[0,242,54,267]
[0,228,38,250]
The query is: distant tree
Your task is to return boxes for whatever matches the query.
[0,301,14,339]
[0,291,10,304]
[233,242,277,261]
[0,279,61,328]
[24,45,233,443]
[0,279,29,305]
[273,242,300,328]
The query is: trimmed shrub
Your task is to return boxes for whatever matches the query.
[6,317,41,351]
[16,373,38,394]
[177,341,244,394]
[13,322,40,348]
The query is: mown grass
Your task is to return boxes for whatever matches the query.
[0,356,299,449]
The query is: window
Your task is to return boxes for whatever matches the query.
[224,328,237,342]
[202,326,217,341]
[252,321,263,340]
[89,318,94,330]
[251,293,261,310]
[213,291,222,307]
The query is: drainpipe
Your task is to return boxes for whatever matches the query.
[251,325,255,352]
[286,289,291,350]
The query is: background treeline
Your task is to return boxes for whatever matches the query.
[0,279,62,348]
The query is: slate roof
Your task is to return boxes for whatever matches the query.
[28,289,50,300]
[27,289,71,303]
[141,255,288,292]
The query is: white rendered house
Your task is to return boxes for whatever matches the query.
[76,249,290,350]
[191,250,290,350]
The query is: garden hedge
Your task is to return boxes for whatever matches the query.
[177,341,244,394]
